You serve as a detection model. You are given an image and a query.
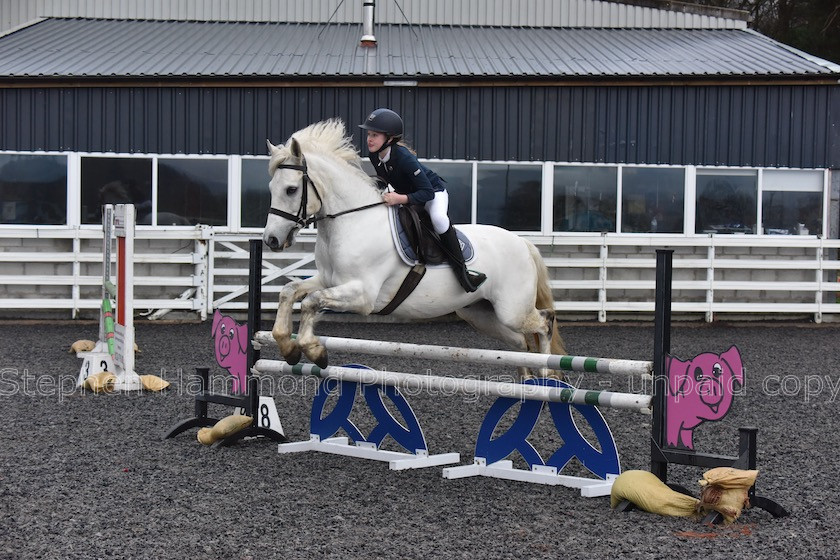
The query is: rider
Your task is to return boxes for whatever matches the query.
[359,108,486,293]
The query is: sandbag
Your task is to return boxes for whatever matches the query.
[69,339,96,353]
[197,414,253,446]
[610,470,699,517]
[698,467,758,523]
[83,371,117,393]
[139,374,170,391]
[69,339,139,353]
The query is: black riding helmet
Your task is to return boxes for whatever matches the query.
[359,108,403,138]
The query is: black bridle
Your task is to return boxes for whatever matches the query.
[268,157,383,228]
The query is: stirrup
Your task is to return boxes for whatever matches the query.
[466,270,487,290]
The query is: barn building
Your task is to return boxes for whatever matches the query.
[0,0,838,321]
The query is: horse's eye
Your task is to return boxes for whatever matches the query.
[286,186,298,196]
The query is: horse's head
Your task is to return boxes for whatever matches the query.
[263,136,321,251]
[263,119,379,251]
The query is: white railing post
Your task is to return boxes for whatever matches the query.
[706,236,715,323]
[816,237,824,323]
[598,235,608,322]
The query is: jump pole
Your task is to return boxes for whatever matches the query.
[255,360,652,412]
[253,332,652,376]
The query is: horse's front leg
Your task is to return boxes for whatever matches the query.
[272,276,324,365]
[297,280,374,368]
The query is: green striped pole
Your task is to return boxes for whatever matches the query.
[254,359,652,411]
[254,331,652,376]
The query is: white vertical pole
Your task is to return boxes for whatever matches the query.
[97,204,114,351]
[112,204,142,391]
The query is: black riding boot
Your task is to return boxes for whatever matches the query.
[439,226,487,292]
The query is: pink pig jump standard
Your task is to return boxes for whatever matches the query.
[162,243,287,447]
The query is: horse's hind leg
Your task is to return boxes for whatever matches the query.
[272,276,323,365]
[457,303,558,379]
[455,302,534,379]
[456,301,528,348]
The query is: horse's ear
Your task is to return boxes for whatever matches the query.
[266,139,281,156]
[289,137,302,159]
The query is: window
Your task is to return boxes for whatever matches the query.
[0,154,67,225]
[695,170,757,234]
[476,164,541,231]
[241,158,270,228]
[158,159,228,226]
[553,166,617,232]
[621,167,685,233]
[81,157,152,225]
[761,170,823,235]
[422,161,472,225]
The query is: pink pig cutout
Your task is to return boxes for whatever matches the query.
[211,309,249,394]
[665,345,744,450]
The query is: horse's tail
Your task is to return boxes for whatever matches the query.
[526,240,567,356]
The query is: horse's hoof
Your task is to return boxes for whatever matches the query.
[307,347,329,369]
[283,346,302,365]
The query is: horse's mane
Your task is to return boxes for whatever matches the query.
[269,118,363,175]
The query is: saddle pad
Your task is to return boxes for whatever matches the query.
[387,206,475,267]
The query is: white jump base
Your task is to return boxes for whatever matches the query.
[279,435,460,471]
[442,459,618,498]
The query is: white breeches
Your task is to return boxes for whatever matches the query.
[425,190,450,234]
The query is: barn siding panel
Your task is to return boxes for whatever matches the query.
[0,85,836,168]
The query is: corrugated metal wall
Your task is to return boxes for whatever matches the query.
[0,0,747,33]
[1,85,837,168]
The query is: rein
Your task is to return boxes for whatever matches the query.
[268,158,384,228]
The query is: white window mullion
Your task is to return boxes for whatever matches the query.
[66,152,81,227]
[615,164,623,233]
[821,168,829,238]
[541,162,554,235]
[229,155,241,231]
[471,161,478,224]
[756,168,763,234]
[684,165,696,235]
[151,156,159,226]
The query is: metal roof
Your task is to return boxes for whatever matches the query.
[0,17,836,80]
[0,0,751,32]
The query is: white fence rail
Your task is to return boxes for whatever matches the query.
[1,228,839,322]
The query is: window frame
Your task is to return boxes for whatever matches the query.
[0,150,71,228]
[0,150,830,238]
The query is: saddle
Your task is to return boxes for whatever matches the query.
[398,205,445,264]
[392,205,475,266]
[376,205,476,316]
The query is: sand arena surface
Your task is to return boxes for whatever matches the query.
[1,320,835,559]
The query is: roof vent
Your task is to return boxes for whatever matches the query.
[360,0,376,47]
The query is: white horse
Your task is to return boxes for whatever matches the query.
[263,119,565,373]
